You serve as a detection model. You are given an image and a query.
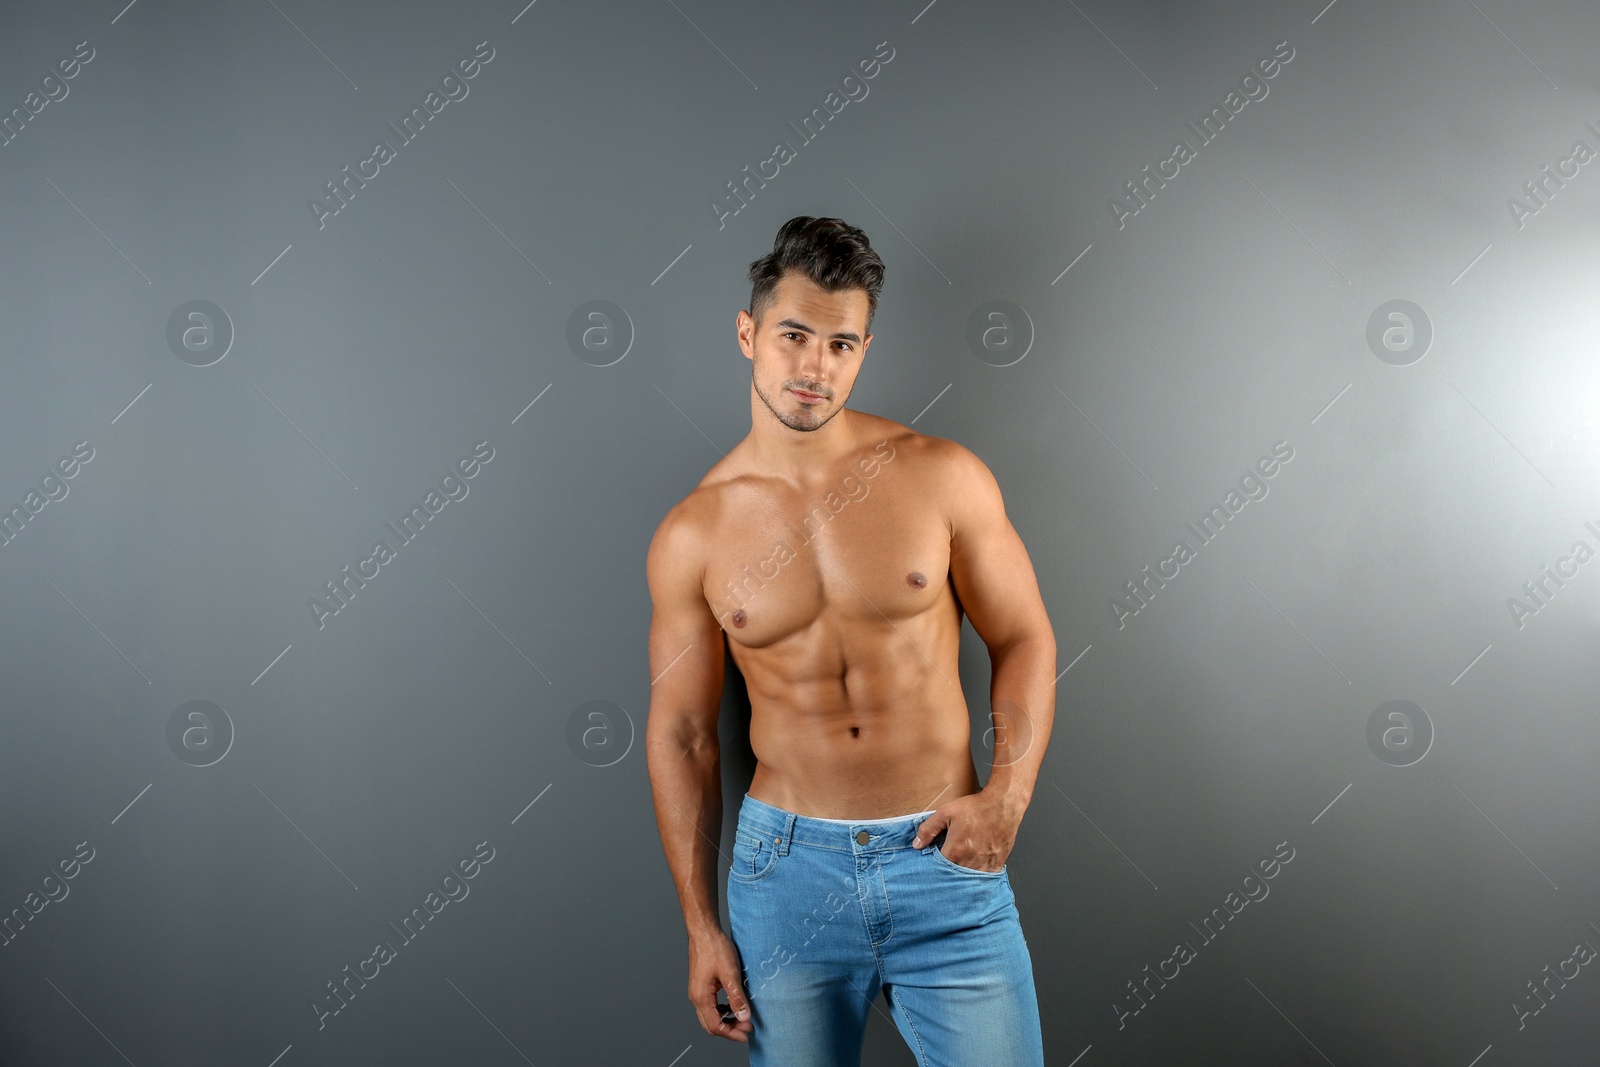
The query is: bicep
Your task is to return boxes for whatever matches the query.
[945,445,1052,654]
[646,517,726,742]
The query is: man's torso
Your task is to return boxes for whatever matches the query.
[677,412,980,819]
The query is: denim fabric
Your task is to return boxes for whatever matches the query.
[727,793,1044,1066]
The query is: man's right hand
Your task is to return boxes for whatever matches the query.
[688,928,754,1042]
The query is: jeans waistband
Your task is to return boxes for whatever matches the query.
[735,792,940,856]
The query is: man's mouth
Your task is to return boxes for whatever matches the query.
[791,388,826,402]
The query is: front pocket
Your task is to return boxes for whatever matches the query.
[929,844,1005,877]
[729,828,779,882]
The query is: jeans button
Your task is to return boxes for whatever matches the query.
[855,830,869,844]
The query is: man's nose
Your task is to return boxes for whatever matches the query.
[798,348,825,384]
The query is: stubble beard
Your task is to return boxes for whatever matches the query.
[752,360,839,433]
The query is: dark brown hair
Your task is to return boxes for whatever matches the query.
[747,216,885,332]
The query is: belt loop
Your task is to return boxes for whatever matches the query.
[775,813,795,855]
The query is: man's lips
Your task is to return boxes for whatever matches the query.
[791,388,826,401]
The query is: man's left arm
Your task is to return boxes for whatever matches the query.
[910,440,1057,869]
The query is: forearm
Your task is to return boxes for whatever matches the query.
[646,726,726,940]
[982,635,1057,815]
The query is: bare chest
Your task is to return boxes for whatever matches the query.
[700,463,950,649]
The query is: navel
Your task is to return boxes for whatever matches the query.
[731,608,748,628]
[907,571,927,589]
[849,726,860,738]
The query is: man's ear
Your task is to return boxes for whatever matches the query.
[736,310,754,361]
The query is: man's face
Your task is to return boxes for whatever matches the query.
[738,271,872,433]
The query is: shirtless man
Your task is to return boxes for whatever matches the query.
[646,216,1055,1066]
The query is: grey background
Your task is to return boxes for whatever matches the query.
[1,0,1597,1063]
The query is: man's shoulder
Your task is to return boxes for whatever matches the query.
[651,485,714,556]
[648,457,751,581]
[864,419,983,481]
[868,427,1000,538]
[850,411,945,466]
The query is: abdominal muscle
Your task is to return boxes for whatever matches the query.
[742,668,982,821]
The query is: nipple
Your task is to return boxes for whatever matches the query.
[907,571,927,589]
[731,608,748,629]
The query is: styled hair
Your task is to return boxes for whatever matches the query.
[747,216,885,332]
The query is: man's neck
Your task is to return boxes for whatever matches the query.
[746,407,861,484]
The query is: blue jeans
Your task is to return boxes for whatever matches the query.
[726,793,1044,1066]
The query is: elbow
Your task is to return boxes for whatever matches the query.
[990,629,1055,661]
[646,710,720,758]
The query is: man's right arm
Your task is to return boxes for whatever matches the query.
[644,505,753,1041]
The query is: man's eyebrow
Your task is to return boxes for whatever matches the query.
[774,318,862,344]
